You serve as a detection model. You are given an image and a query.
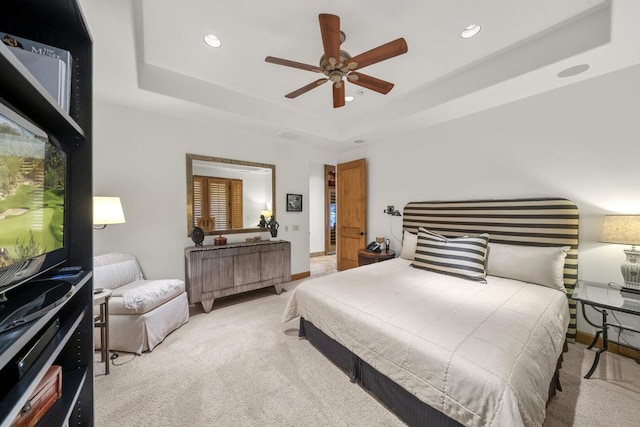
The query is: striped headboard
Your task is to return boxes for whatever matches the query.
[403,197,579,341]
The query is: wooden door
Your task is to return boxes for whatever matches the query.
[336,158,367,270]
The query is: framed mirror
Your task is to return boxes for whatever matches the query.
[186,154,276,236]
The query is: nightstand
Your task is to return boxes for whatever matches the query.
[573,280,640,378]
[93,288,112,375]
[357,249,395,266]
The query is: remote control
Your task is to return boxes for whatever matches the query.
[57,266,82,273]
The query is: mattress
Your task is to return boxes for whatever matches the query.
[283,258,569,426]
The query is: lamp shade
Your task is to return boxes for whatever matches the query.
[261,210,273,218]
[599,215,640,245]
[93,196,126,225]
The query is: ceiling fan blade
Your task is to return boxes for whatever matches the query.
[347,72,394,94]
[265,56,324,73]
[285,78,328,99]
[319,14,341,68]
[333,81,345,108]
[345,38,408,71]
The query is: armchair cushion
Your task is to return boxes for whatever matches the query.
[109,279,186,315]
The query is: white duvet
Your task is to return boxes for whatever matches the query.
[283,258,569,426]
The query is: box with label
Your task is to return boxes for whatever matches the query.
[12,365,62,427]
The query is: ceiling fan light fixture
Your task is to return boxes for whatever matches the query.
[329,70,343,83]
[203,34,222,48]
[345,96,354,102]
[460,24,481,39]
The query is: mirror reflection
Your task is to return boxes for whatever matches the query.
[186,154,275,236]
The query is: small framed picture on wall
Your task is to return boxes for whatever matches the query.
[286,193,303,212]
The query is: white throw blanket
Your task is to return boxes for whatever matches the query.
[116,279,183,310]
[283,258,569,427]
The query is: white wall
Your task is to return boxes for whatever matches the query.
[93,101,335,279]
[309,163,325,254]
[340,63,640,340]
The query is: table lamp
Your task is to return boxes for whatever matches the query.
[93,196,126,229]
[599,215,640,294]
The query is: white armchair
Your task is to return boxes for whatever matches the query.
[93,253,189,354]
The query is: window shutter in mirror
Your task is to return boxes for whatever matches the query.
[209,178,228,230]
[193,175,244,233]
[193,176,205,228]
[231,180,243,229]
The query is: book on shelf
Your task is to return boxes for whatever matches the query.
[1,32,72,112]
[7,47,68,112]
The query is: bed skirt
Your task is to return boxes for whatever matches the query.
[299,317,564,427]
[299,317,461,426]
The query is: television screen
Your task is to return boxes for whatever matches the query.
[0,102,66,296]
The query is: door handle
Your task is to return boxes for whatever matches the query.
[359,232,364,236]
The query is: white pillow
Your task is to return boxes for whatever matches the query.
[400,228,447,260]
[399,231,418,260]
[485,243,570,292]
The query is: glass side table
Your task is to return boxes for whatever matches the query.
[573,280,640,378]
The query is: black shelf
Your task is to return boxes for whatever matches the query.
[0,274,91,369]
[1,1,92,41]
[37,368,88,427]
[0,0,93,425]
[0,42,85,142]
[0,305,86,425]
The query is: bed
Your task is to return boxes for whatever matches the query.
[283,198,579,426]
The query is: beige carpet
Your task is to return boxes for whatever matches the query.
[95,279,640,426]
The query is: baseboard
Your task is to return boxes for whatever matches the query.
[291,271,310,281]
[576,330,640,360]
[310,252,325,258]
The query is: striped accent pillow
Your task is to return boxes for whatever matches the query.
[418,227,447,241]
[411,230,490,283]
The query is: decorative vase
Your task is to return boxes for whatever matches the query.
[621,248,640,290]
[191,226,204,247]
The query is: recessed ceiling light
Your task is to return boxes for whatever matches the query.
[557,64,590,78]
[203,34,222,48]
[460,24,481,39]
[354,139,365,144]
[345,96,354,102]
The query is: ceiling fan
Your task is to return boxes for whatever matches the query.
[265,13,408,108]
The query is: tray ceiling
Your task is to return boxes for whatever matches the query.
[82,0,640,148]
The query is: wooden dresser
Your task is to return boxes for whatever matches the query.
[185,240,291,312]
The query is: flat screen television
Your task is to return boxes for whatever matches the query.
[0,100,67,301]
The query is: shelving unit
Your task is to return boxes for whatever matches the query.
[0,0,93,425]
